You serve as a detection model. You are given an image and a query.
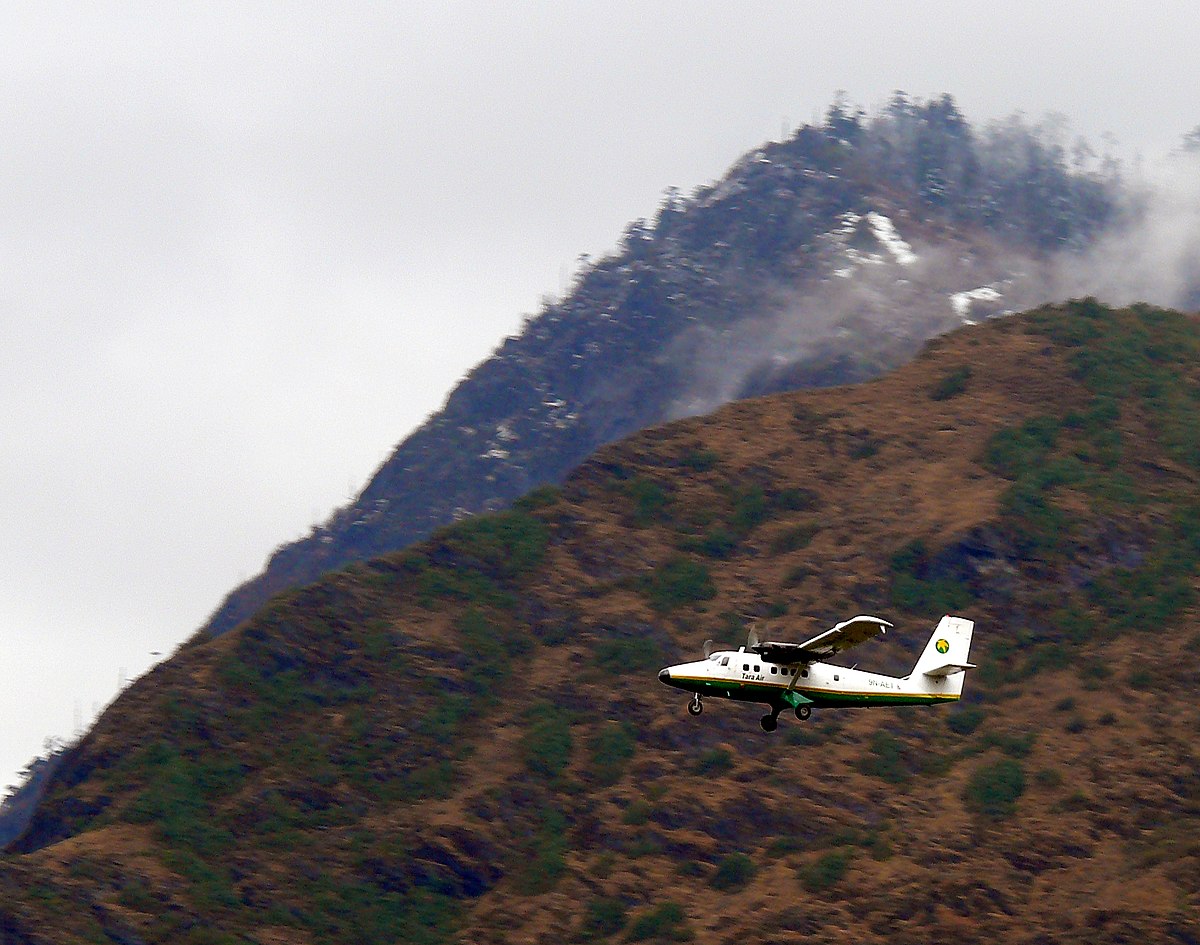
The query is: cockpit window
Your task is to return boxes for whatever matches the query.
[720,656,730,666]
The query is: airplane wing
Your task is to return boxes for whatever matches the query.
[751,615,892,664]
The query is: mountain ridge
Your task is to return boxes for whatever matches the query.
[198,93,1124,640]
[4,301,1200,943]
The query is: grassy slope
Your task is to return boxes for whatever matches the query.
[3,302,1200,944]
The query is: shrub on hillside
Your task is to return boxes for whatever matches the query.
[588,722,637,786]
[624,902,692,942]
[929,365,972,400]
[521,702,573,781]
[710,853,757,891]
[627,477,672,526]
[641,557,716,611]
[964,757,1025,817]
[946,705,986,736]
[582,897,628,938]
[434,510,549,578]
[798,850,849,892]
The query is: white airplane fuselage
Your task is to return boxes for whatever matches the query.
[658,649,964,709]
[658,614,975,728]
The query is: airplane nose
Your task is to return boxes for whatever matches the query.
[658,668,671,684]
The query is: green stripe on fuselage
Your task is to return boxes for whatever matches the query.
[667,674,957,708]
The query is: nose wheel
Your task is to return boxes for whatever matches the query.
[687,695,703,716]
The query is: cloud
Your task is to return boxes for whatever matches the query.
[1051,152,1200,309]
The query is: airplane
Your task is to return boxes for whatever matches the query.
[657,614,974,731]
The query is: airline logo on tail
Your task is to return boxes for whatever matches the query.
[935,638,949,654]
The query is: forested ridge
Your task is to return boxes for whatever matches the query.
[201,93,1128,640]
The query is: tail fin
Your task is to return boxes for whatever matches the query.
[912,616,975,691]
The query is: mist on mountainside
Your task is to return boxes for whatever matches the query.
[667,105,1200,418]
[1050,149,1200,310]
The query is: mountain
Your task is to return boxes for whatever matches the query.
[199,93,1133,639]
[4,301,1200,943]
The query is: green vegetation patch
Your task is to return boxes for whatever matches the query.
[946,704,986,736]
[680,526,740,559]
[588,721,637,786]
[627,477,674,527]
[121,741,243,855]
[457,607,528,697]
[513,807,570,895]
[769,522,820,555]
[298,871,459,945]
[858,731,912,785]
[729,486,769,531]
[964,757,1026,817]
[984,415,1060,479]
[582,897,629,938]
[1086,544,1197,633]
[889,539,972,614]
[929,365,973,400]
[775,486,822,511]
[641,557,716,611]
[521,701,574,782]
[709,852,757,891]
[513,484,562,512]
[594,635,665,676]
[694,748,733,776]
[433,509,550,579]
[679,448,719,472]
[624,902,692,942]
[798,850,850,892]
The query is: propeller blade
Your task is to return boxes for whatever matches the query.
[703,639,715,658]
[747,626,759,649]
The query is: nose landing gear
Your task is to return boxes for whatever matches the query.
[687,694,703,716]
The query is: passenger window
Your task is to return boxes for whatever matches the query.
[743,664,749,671]
[801,669,808,678]
[754,665,760,672]
[834,674,840,682]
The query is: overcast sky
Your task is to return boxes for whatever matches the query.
[2,1,1198,795]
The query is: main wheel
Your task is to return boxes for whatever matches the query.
[760,713,778,732]
[688,697,703,716]
[795,705,812,721]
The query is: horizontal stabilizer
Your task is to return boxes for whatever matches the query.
[922,662,976,678]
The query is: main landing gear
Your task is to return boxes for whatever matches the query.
[761,705,811,731]
[688,694,703,716]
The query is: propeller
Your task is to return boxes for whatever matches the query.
[746,625,759,649]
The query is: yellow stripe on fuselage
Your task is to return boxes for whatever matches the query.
[665,674,959,702]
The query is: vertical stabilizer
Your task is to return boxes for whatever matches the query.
[911,616,975,695]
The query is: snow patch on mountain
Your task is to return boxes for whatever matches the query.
[866,212,917,265]
[951,286,1002,322]
[830,211,918,277]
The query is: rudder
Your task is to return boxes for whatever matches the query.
[912,615,975,681]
